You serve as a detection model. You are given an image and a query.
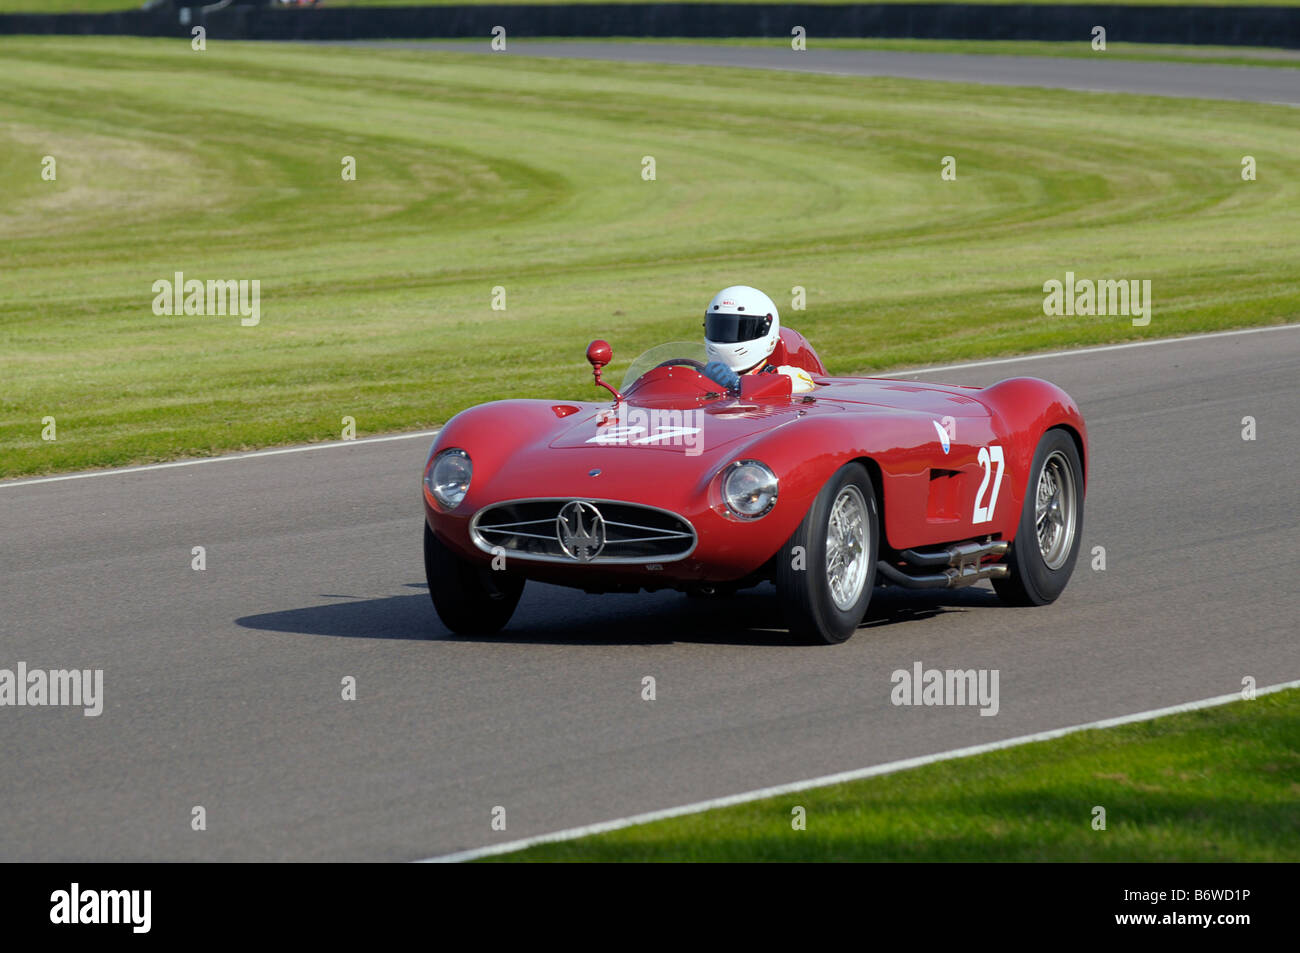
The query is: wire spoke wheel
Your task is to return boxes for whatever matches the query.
[776,462,879,644]
[1033,449,1077,570]
[825,484,870,610]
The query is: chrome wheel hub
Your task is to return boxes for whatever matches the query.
[1035,450,1077,570]
[825,485,870,610]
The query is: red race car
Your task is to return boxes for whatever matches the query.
[422,328,1087,644]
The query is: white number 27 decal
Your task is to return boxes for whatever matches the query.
[972,445,1005,524]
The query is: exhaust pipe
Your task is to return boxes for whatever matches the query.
[899,539,1008,568]
[877,539,1010,590]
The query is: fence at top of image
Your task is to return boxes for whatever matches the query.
[0,3,1297,47]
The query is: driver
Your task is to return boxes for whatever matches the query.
[702,286,817,394]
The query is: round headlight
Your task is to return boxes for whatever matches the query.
[426,448,472,509]
[722,460,778,519]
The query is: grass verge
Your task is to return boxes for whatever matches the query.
[484,687,1300,861]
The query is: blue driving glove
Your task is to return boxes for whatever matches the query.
[703,361,741,391]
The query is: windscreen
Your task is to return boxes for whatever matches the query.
[620,342,710,390]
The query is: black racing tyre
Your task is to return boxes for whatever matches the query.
[993,428,1085,607]
[424,522,525,635]
[775,462,879,645]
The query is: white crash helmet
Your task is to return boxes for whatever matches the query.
[703,285,780,372]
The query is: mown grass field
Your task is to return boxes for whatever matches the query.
[0,0,129,10]
[484,688,1300,861]
[1,37,1297,478]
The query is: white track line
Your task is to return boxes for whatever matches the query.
[4,322,1295,489]
[0,430,441,489]
[881,322,1299,377]
[419,678,1300,863]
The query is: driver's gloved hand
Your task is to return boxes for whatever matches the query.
[703,361,741,392]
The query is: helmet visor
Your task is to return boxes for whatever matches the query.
[705,312,772,344]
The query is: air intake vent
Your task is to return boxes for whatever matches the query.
[469,499,696,565]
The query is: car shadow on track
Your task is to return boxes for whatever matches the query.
[234,582,1002,645]
[863,586,1002,628]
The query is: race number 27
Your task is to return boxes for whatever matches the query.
[972,445,1005,524]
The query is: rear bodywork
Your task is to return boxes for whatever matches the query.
[424,331,1087,593]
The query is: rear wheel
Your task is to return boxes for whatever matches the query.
[424,523,525,635]
[775,462,879,644]
[993,429,1084,606]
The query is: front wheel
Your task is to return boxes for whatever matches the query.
[424,523,525,635]
[993,429,1084,606]
[775,462,879,644]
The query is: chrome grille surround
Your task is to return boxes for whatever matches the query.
[468,498,697,565]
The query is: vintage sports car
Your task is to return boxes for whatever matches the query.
[422,328,1087,644]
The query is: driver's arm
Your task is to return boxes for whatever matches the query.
[773,365,817,393]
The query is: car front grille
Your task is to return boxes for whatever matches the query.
[469,498,696,565]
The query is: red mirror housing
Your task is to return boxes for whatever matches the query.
[587,339,612,369]
[586,339,622,402]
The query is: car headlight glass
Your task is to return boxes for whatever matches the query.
[427,448,472,508]
[722,460,778,519]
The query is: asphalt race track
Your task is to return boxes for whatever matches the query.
[2,325,1296,860]
[344,41,1300,106]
